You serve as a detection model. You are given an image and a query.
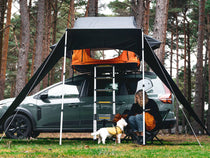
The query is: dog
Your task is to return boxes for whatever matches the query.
[91,114,128,144]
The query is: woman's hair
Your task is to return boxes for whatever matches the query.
[135,90,149,105]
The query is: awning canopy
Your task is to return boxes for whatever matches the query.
[0,17,208,135]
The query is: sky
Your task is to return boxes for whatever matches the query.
[99,0,113,15]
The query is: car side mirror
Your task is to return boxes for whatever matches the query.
[40,93,48,100]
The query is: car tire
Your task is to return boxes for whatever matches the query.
[31,131,40,138]
[4,114,32,139]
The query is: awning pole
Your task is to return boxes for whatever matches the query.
[93,66,97,139]
[59,29,68,145]
[179,105,202,147]
[142,30,146,145]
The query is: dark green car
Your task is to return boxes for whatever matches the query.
[0,71,176,139]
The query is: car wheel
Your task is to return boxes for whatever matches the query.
[4,114,32,139]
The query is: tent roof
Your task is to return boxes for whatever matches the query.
[0,16,209,135]
[50,17,161,51]
[72,17,160,50]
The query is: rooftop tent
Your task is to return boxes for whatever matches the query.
[72,49,140,72]
[0,17,209,135]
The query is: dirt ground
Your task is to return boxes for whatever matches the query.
[37,132,210,144]
[1,131,209,144]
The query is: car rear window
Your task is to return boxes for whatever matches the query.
[86,77,139,96]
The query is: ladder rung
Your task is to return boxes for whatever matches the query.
[96,101,113,104]
[95,89,114,92]
[97,114,114,121]
[95,65,112,68]
[95,77,113,80]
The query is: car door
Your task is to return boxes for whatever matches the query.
[79,96,93,130]
[35,83,81,129]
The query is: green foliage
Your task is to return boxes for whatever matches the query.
[206,0,210,11]
[108,0,131,16]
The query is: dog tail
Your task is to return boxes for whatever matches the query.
[91,131,99,136]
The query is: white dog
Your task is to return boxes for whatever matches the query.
[91,118,128,144]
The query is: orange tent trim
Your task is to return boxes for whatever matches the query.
[72,49,140,67]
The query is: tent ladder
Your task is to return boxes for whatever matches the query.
[93,65,116,139]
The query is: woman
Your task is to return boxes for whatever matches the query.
[128,90,162,137]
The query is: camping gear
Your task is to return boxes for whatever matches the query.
[145,112,156,131]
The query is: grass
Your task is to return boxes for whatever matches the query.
[0,134,210,158]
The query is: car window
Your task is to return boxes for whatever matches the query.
[48,84,79,98]
[96,81,118,96]
[86,79,119,97]
[125,78,138,95]
[150,78,165,94]
[87,77,138,96]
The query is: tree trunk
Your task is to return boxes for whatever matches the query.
[143,0,150,34]
[153,0,169,64]
[168,29,174,134]
[175,14,179,134]
[182,9,187,134]
[0,0,7,99]
[85,0,89,17]
[203,49,208,129]
[67,0,75,28]
[0,0,11,100]
[42,0,51,89]
[0,0,7,72]
[15,0,30,96]
[193,0,205,134]
[10,79,15,97]
[187,21,191,111]
[186,21,191,133]
[130,0,144,29]
[207,13,210,134]
[30,35,37,78]
[50,0,58,85]
[88,0,98,58]
[130,0,146,69]
[67,0,75,78]
[170,20,174,77]
[88,0,97,17]
[32,0,45,94]
[135,0,144,28]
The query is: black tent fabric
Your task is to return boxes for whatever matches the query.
[0,17,208,135]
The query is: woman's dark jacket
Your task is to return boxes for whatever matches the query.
[129,99,162,129]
